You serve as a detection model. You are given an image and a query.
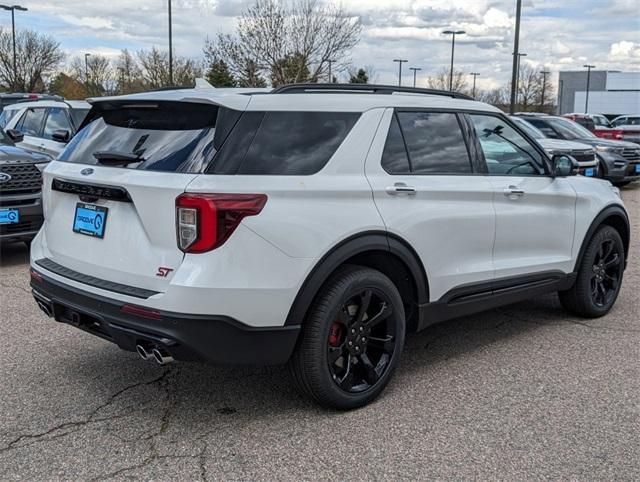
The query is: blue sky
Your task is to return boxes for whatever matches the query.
[2,0,639,89]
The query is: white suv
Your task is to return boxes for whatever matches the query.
[2,100,90,157]
[30,84,630,409]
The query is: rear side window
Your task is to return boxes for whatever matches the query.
[381,111,472,175]
[208,111,360,175]
[381,115,410,174]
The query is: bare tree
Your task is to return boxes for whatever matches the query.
[426,68,469,94]
[514,64,556,112]
[204,0,361,86]
[115,49,145,94]
[0,28,64,92]
[137,47,202,89]
[477,86,510,110]
[70,54,113,96]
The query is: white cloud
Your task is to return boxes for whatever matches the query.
[12,0,640,89]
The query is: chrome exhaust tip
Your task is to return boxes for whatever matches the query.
[152,348,174,365]
[136,344,150,361]
[36,300,52,317]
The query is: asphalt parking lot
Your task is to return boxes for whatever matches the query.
[1,187,638,481]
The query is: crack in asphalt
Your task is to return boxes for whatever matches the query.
[0,280,30,294]
[0,370,170,453]
[87,367,186,481]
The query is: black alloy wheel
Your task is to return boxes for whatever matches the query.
[326,289,397,393]
[288,266,405,409]
[559,225,625,318]
[590,238,622,307]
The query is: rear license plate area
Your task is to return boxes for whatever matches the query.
[73,203,108,238]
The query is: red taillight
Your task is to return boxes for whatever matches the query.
[121,304,163,320]
[175,193,267,253]
[30,269,43,282]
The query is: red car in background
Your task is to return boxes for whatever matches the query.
[563,113,624,141]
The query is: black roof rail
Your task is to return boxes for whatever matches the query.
[271,83,474,100]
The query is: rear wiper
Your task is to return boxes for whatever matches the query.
[93,151,144,165]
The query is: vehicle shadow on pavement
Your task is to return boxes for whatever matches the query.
[58,294,564,424]
[0,242,30,268]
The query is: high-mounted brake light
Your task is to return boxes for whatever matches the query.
[175,193,267,253]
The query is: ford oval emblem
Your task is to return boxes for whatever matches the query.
[0,172,12,183]
[81,168,94,176]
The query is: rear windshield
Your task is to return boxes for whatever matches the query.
[58,102,220,173]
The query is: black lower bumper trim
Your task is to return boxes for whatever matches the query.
[30,269,301,365]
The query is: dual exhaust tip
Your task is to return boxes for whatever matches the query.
[136,344,174,365]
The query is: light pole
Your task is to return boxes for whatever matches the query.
[584,64,595,113]
[327,59,336,83]
[539,69,550,112]
[442,30,465,91]
[168,0,173,86]
[393,59,408,86]
[409,67,421,87]
[470,72,480,98]
[515,53,527,108]
[84,53,91,85]
[0,4,28,91]
[509,0,522,114]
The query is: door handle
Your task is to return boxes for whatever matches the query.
[503,185,525,197]
[386,182,417,196]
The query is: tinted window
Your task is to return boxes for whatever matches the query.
[208,111,360,175]
[396,112,471,174]
[545,118,596,140]
[381,114,411,174]
[471,115,544,175]
[0,109,19,128]
[573,117,595,131]
[58,102,219,173]
[510,116,545,139]
[43,108,72,140]
[16,108,47,137]
[69,108,89,129]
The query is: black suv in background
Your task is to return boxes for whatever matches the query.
[517,115,640,187]
[0,128,51,245]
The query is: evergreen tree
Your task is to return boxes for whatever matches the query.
[349,68,368,84]
[206,59,236,87]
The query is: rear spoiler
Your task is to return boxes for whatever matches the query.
[79,94,251,131]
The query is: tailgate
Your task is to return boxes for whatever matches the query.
[39,161,197,293]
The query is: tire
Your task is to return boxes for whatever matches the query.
[613,181,631,188]
[559,225,625,318]
[288,265,406,409]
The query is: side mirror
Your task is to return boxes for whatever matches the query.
[552,154,579,177]
[6,129,24,143]
[51,129,71,143]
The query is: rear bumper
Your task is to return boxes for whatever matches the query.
[30,269,301,365]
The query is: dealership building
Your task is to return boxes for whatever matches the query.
[557,70,640,117]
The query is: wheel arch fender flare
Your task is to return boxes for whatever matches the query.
[574,204,630,272]
[284,231,429,326]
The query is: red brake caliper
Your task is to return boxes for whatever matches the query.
[328,322,343,347]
